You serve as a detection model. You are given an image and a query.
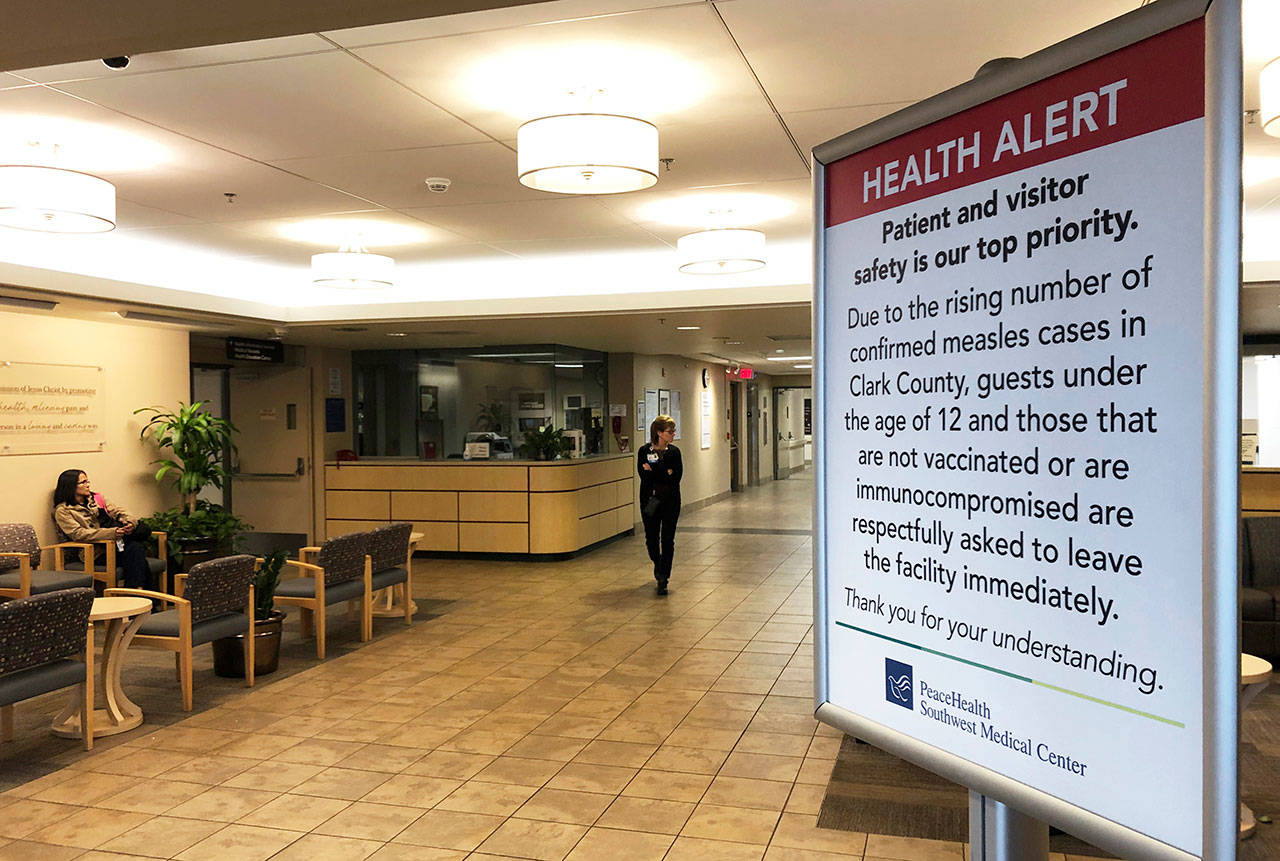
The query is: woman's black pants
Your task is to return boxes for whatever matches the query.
[118,522,155,590]
[642,499,680,583]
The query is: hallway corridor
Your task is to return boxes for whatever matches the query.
[0,471,986,860]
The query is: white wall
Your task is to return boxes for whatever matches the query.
[0,311,189,543]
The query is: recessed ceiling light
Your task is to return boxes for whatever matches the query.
[386,332,407,337]
[794,364,813,369]
[775,349,784,353]
[766,355,812,362]
[554,363,584,368]
[725,340,743,346]
[676,326,700,331]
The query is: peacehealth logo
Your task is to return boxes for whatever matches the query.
[885,658,913,709]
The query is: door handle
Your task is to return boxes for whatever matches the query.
[296,457,305,476]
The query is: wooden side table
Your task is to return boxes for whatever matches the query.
[371,531,421,618]
[51,596,151,740]
[1241,653,1272,840]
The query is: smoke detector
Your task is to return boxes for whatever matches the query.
[424,177,452,193]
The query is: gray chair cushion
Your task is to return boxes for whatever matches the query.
[138,610,251,646]
[0,659,85,707]
[0,570,93,594]
[62,557,166,578]
[1243,587,1274,622]
[371,566,408,591]
[276,576,365,605]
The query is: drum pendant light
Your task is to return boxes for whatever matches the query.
[0,164,116,233]
[311,244,395,289]
[517,113,658,194]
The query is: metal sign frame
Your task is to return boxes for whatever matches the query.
[811,1,1240,858]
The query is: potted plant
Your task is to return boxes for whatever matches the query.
[136,401,244,569]
[212,549,288,678]
[518,425,572,461]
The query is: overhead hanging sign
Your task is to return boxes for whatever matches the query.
[813,3,1237,860]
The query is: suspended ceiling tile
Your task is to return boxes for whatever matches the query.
[8,34,334,85]
[323,0,694,47]
[351,3,771,141]
[113,199,203,230]
[782,104,914,155]
[227,210,472,252]
[718,0,1138,114]
[271,140,548,209]
[393,243,516,264]
[649,114,808,192]
[120,222,317,265]
[119,159,373,223]
[488,232,671,258]
[57,51,490,162]
[404,197,639,242]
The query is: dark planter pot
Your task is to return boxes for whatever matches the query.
[171,535,231,573]
[212,611,284,678]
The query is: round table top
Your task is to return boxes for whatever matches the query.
[89,596,152,621]
[1242,653,1272,685]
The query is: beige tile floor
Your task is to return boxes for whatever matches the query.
[0,470,1101,860]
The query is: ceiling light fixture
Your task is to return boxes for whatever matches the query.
[766,355,812,362]
[677,228,766,274]
[554,363,584,368]
[311,244,394,289]
[0,142,116,233]
[517,113,658,194]
[676,326,700,331]
[1264,58,1280,137]
[794,363,813,370]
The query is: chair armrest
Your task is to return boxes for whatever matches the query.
[284,559,322,578]
[299,546,321,563]
[42,542,93,571]
[173,573,187,599]
[105,587,185,607]
[153,531,167,563]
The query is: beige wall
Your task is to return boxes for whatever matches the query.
[630,354,730,509]
[0,311,189,544]
[309,346,354,539]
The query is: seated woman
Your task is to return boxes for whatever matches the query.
[52,469,156,591]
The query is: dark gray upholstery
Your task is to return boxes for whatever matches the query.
[0,523,42,570]
[0,588,93,676]
[0,588,93,707]
[368,522,412,575]
[63,557,166,580]
[1242,517,1280,657]
[0,569,92,594]
[276,575,365,605]
[315,532,368,587]
[138,609,250,645]
[183,555,255,623]
[0,660,87,706]
[371,566,408,590]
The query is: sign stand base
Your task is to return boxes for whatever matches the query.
[969,792,1049,861]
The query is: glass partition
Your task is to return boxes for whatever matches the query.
[353,345,608,460]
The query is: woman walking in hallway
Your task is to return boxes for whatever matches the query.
[638,414,683,595]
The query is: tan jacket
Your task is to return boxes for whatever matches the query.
[53,497,136,544]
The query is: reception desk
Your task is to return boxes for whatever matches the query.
[324,454,636,555]
[1243,467,1280,516]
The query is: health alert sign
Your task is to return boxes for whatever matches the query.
[814,9,1237,860]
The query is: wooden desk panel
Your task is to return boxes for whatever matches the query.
[392,491,459,521]
[326,490,390,520]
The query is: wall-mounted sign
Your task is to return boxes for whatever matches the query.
[0,361,104,455]
[226,337,284,364]
[814,3,1237,859]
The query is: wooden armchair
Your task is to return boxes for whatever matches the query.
[277,532,371,659]
[367,522,414,628]
[0,523,94,599]
[107,554,256,710]
[71,532,168,593]
[0,588,95,750]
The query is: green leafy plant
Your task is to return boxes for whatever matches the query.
[136,402,239,515]
[517,425,572,461]
[143,501,252,564]
[474,401,511,434]
[252,550,287,621]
